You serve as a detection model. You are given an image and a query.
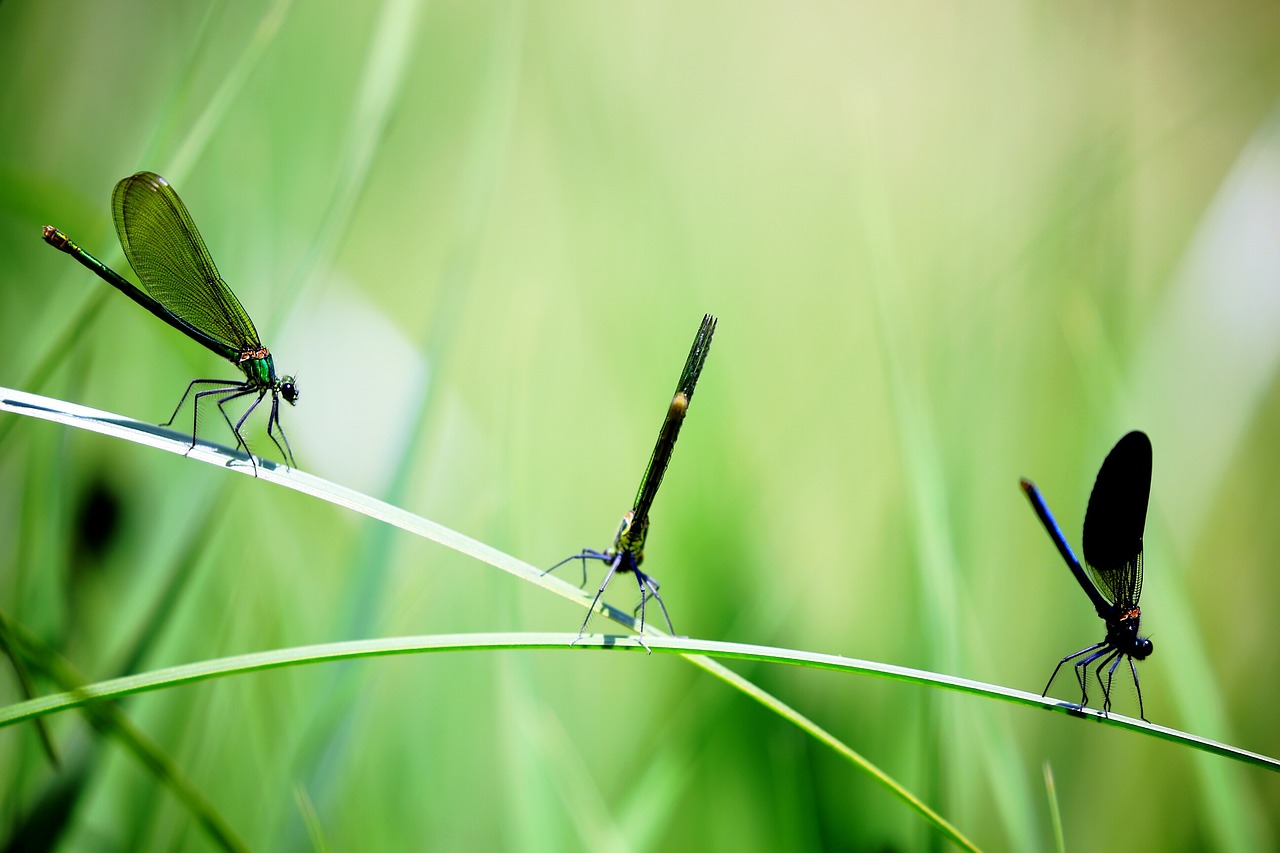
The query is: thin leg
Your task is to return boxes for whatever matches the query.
[573,554,623,645]
[1090,649,1122,715]
[1043,641,1107,699]
[1101,651,1126,715]
[265,391,296,468]
[191,383,252,454]
[227,388,266,444]
[225,388,268,474]
[1129,656,1148,722]
[163,377,242,427]
[631,568,649,643]
[625,570,654,655]
[162,378,292,474]
[544,550,607,588]
[1074,645,1116,711]
[637,570,676,635]
[202,385,262,475]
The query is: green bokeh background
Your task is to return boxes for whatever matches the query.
[3,1,1280,850]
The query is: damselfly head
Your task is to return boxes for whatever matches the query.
[281,377,300,405]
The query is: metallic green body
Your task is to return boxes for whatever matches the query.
[42,172,298,471]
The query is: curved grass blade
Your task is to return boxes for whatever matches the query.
[2,614,250,852]
[0,607,58,766]
[3,633,1275,775]
[0,633,990,851]
[7,390,1278,843]
[0,385,969,847]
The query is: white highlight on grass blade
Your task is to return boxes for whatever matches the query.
[0,386,623,619]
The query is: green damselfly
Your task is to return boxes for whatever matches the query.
[43,172,297,472]
[548,313,717,645]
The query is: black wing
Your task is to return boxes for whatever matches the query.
[1082,430,1151,605]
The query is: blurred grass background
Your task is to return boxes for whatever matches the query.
[3,1,1280,849]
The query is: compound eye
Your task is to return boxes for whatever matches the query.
[281,379,300,404]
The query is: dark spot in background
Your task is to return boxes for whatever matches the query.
[72,473,127,568]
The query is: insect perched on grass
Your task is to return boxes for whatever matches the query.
[43,172,298,474]
[547,313,717,648]
[1020,430,1154,720]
